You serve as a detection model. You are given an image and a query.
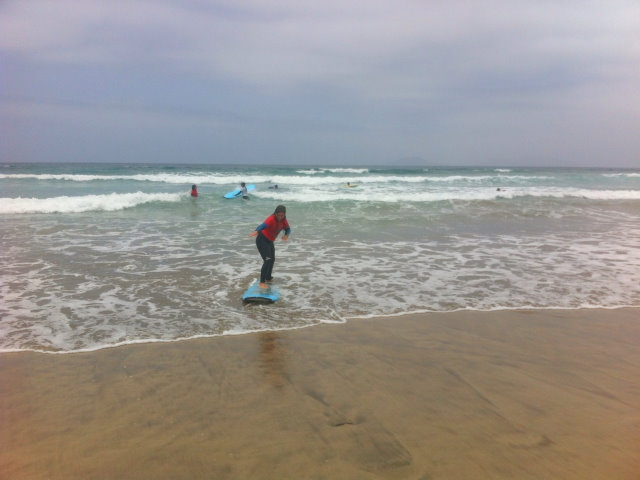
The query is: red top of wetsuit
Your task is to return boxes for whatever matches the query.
[257,214,290,242]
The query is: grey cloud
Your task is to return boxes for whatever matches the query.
[1,0,639,165]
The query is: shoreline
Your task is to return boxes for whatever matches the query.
[1,307,639,479]
[4,305,639,355]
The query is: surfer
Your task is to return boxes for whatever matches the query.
[191,184,198,197]
[249,205,291,289]
[241,182,249,199]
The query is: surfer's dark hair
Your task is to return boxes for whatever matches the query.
[274,205,286,215]
[241,182,246,187]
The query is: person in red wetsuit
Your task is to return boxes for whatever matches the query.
[190,184,198,197]
[248,205,291,288]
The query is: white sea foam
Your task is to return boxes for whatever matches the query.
[0,172,550,186]
[602,172,640,178]
[5,218,639,354]
[295,168,370,174]
[0,191,182,214]
[254,186,640,203]
[0,173,225,184]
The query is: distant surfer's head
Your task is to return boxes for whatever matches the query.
[241,182,246,187]
[192,184,196,190]
[274,205,286,218]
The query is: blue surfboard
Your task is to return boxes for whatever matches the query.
[242,281,280,304]
[224,184,256,199]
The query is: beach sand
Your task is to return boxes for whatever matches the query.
[1,308,639,479]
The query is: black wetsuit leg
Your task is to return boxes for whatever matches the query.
[256,232,275,283]
[265,244,275,281]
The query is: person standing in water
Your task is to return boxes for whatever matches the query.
[249,205,291,289]
[191,184,198,197]
[240,182,249,199]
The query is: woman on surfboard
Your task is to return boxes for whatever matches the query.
[249,205,291,289]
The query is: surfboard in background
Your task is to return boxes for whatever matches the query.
[224,184,256,199]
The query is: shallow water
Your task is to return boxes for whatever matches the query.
[2,163,639,352]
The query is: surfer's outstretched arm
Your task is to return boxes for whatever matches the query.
[249,221,268,237]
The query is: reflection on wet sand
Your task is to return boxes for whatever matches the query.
[258,332,288,389]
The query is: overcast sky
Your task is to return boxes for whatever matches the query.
[1,0,639,167]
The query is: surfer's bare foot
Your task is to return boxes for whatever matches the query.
[258,282,268,289]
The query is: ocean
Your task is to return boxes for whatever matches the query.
[1,163,639,353]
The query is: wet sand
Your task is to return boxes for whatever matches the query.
[1,308,639,479]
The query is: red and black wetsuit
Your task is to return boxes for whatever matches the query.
[255,214,291,283]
